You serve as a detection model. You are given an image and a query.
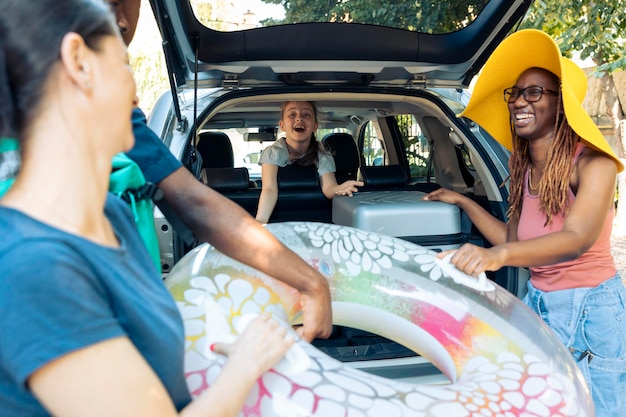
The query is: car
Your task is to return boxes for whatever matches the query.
[147,0,533,384]
[235,151,262,177]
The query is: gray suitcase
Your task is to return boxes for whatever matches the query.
[332,190,462,251]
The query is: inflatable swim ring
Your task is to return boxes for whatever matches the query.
[165,221,593,417]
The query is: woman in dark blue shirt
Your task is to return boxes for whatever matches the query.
[0,1,293,416]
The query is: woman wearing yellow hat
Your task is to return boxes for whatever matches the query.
[425,29,625,417]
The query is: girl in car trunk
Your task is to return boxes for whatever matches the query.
[256,100,363,223]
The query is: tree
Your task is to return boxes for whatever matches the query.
[260,0,490,33]
[520,0,626,230]
[128,0,169,112]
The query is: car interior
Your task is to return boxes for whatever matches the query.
[156,88,524,293]
[164,90,518,366]
[180,92,504,222]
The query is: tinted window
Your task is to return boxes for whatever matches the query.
[361,121,385,167]
[361,115,432,179]
[396,115,431,180]
[190,0,491,34]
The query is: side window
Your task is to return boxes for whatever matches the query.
[201,127,269,181]
[396,115,431,181]
[361,115,432,181]
[361,121,384,167]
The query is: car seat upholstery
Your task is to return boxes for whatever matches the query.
[269,163,331,223]
[197,133,331,223]
[196,131,235,169]
[321,132,360,184]
[201,168,249,192]
[359,165,407,189]
[197,131,250,192]
[277,164,320,190]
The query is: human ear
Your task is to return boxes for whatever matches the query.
[59,32,94,93]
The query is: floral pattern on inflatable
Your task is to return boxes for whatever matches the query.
[165,221,593,417]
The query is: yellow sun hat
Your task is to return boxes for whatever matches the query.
[459,29,623,173]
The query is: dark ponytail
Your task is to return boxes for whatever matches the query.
[0,0,116,139]
[0,25,15,138]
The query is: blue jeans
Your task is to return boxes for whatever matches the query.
[523,276,626,417]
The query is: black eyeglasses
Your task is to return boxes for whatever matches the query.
[503,86,559,103]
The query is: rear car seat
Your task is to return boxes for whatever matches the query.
[358,165,407,190]
[196,131,235,169]
[270,164,331,223]
[321,132,361,184]
[196,132,258,213]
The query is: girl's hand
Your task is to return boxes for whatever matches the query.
[334,180,364,197]
[211,313,295,377]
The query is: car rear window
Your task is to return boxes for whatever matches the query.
[190,0,491,34]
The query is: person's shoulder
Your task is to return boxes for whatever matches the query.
[259,138,288,166]
[266,137,287,150]
[126,107,182,183]
[0,212,81,275]
[317,141,332,155]
[0,208,24,257]
[574,145,618,184]
[132,107,147,122]
[130,107,159,148]
[316,150,336,175]
[578,145,617,168]
[104,193,142,231]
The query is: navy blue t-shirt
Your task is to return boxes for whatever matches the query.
[0,195,192,416]
[126,107,181,185]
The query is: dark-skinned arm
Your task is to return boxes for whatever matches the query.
[158,166,332,341]
[423,188,507,245]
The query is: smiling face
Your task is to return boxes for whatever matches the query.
[279,101,319,146]
[508,68,561,143]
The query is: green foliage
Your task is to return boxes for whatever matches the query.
[130,50,168,113]
[520,0,625,73]
[261,0,490,33]
[396,115,430,178]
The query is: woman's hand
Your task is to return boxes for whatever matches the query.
[212,313,295,377]
[437,244,507,276]
[188,314,296,416]
[334,180,364,197]
[422,188,465,206]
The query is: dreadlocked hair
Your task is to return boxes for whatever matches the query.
[506,92,579,226]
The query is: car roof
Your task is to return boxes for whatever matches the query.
[150,0,531,90]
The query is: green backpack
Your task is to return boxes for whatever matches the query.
[109,153,162,271]
[0,140,161,272]
[0,137,19,196]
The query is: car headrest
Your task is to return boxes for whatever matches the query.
[277,164,319,190]
[201,167,250,192]
[196,132,234,169]
[321,132,360,183]
[359,165,406,189]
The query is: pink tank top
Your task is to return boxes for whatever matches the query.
[517,142,616,291]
